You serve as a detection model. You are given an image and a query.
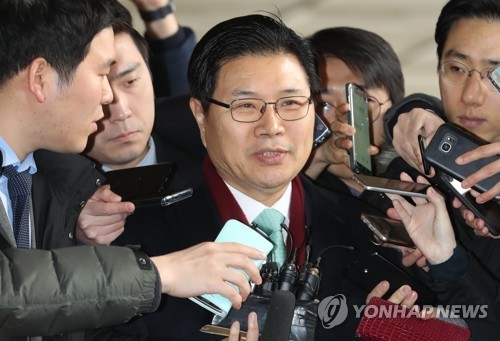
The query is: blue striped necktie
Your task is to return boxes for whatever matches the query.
[253,208,286,269]
[3,165,32,248]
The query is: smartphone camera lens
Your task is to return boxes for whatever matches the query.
[441,142,452,153]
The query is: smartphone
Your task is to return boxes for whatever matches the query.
[104,162,175,204]
[437,173,500,236]
[360,213,416,248]
[189,219,274,317]
[346,83,372,175]
[488,64,500,92]
[343,251,436,306]
[418,135,430,175]
[353,174,429,199]
[313,113,332,148]
[424,123,499,193]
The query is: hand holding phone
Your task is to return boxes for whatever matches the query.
[346,83,372,175]
[189,220,273,317]
[361,213,416,248]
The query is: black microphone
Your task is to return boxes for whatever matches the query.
[278,249,298,292]
[261,290,296,341]
[297,263,320,301]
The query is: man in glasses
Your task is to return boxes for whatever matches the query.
[97,13,404,340]
[303,27,404,209]
[382,0,500,338]
[386,0,500,206]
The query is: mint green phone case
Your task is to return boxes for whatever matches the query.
[188,219,274,317]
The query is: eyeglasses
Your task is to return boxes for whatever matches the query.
[316,95,390,122]
[439,60,498,92]
[208,96,312,123]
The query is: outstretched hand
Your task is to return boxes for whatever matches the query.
[151,242,265,308]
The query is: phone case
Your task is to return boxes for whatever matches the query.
[424,123,499,193]
[353,174,429,198]
[360,213,415,248]
[313,113,332,148]
[436,173,500,235]
[343,251,436,307]
[346,83,372,175]
[189,219,274,317]
[104,162,175,202]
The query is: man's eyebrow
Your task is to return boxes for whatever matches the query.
[444,49,500,66]
[108,62,140,81]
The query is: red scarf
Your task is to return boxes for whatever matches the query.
[203,157,306,267]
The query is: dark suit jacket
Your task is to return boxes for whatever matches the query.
[107,170,405,340]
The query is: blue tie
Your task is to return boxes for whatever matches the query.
[3,165,31,248]
[253,208,286,269]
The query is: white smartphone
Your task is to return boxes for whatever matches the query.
[189,219,273,317]
[346,83,372,175]
[352,174,429,198]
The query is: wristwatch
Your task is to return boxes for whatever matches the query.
[139,1,175,22]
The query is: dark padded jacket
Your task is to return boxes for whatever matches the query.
[0,151,160,339]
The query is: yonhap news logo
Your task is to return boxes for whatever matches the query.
[317,294,349,329]
[317,294,488,329]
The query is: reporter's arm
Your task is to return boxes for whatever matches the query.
[0,245,160,337]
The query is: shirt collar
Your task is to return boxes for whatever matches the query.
[0,135,37,174]
[225,181,292,225]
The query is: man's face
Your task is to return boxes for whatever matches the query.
[317,57,391,147]
[439,18,500,143]
[191,54,314,205]
[43,27,115,153]
[86,33,155,169]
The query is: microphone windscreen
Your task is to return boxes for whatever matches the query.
[261,290,296,341]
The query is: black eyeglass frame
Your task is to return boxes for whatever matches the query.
[208,96,313,123]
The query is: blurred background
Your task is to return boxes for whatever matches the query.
[119,0,448,97]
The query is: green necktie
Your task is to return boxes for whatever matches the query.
[253,208,286,269]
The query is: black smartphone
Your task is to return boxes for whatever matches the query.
[313,113,332,148]
[346,83,372,175]
[418,135,430,175]
[437,172,500,236]
[361,213,416,248]
[104,162,175,206]
[353,174,429,199]
[343,251,436,307]
[424,123,499,193]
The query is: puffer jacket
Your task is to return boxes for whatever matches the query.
[0,151,160,339]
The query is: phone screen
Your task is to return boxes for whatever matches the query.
[346,83,371,174]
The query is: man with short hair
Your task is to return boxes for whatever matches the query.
[0,0,262,337]
[99,13,403,340]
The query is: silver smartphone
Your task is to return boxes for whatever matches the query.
[346,83,372,175]
[352,174,429,198]
[488,64,500,92]
[360,213,415,248]
[313,113,332,148]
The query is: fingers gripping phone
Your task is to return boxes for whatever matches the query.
[361,213,416,248]
[346,83,372,175]
[343,251,437,307]
[424,123,499,194]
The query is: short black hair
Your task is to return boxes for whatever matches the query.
[309,27,405,103]
[0,0,115,88]
[187,13,319,109]
[108,1,150,67]
[435,0,500,65]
